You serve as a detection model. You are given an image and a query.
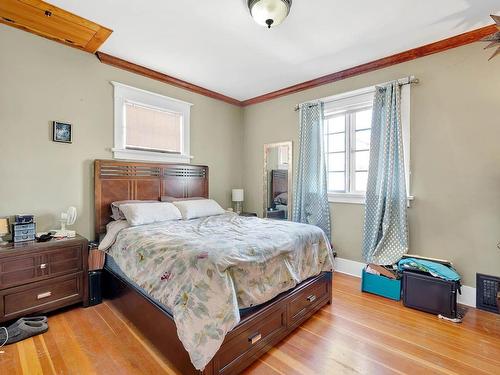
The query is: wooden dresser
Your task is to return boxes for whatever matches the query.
[0,235,88,323]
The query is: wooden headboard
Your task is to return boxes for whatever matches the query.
[94,159,208,237]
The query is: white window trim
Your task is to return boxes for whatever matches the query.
[329,193,415,205]
[323,79,413,205]
[111,81,193,163]
[323,86,375,116]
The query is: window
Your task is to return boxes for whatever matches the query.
[112,82,192,163]
[325,106,373,194]
[323,84,411,204]
[278,145,289,169]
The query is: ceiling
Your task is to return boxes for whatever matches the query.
[50,0,498,101]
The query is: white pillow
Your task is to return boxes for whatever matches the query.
[98,220,130,251]
[119,202,182,226]
[173,199,225,220]
[111,200,158,220]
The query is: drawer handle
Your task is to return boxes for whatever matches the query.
[37,291,52,299]
[248,333,262,345]
[307,294,316,303]
[40,263,47,269]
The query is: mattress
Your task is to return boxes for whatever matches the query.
[104,254,255,316]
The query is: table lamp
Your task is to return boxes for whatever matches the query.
[0,218,10,246]
[232,189,244,214]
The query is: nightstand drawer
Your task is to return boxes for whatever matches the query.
[46,245,83,276]
[266,210,286,219]
[0,244,84,288]
[0,255,39,288]
[1,273,83,319]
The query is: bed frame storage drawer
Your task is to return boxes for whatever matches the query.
[213,272,332,374]
[1,272,83,320]
[103,267,332,375]
[288,274,330,325]
[218,305,287,374]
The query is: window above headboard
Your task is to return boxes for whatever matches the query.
[111,81,193,163]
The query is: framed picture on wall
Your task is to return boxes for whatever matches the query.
[52,121,72,143]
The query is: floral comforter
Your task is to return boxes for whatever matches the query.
[107,212,334,370]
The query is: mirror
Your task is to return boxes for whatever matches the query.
[263,141,292,220]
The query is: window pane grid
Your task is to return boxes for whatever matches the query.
[324,105,373,194]
[325,114,345,134]
[354,108,373,130]
[354,129,371,151]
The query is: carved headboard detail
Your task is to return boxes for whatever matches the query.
[94,159,209,238]
[271,169,288,200]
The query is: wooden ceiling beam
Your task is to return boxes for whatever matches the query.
[0,0,112,54]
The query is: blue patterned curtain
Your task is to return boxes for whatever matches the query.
[362,82,408,264]
[292,102,331,241]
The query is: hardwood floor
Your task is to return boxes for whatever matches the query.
[1,273,499,374]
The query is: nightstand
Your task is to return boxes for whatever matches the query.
[266,209,286,219]
[239,212,257,217]
[0,235,88,323]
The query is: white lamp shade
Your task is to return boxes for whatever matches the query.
[249,0,291,28]
[232,189,244,202]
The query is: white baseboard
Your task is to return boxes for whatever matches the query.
[457,285,476,308]
[334,257,476,307]
[334,257,365,278]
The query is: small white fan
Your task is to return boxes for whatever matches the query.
[53,206,77,238]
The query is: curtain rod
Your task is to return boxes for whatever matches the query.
[294,76,419,111]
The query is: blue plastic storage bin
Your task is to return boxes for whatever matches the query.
[361,268,401,301]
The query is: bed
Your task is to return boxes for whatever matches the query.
[94,159,334,375]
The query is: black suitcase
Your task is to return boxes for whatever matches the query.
[402,270,460,318]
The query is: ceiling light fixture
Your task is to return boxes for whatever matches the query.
[248,0,292,29]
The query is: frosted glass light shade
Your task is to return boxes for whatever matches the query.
[248,0,292,28]
[232,189,244,202]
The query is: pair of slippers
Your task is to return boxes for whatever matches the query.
[0,316,48,346]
